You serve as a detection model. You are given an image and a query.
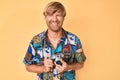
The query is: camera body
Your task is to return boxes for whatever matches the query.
[49,53,64,66]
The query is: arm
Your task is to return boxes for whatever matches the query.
[25,64,44,74]
[25,58,54,74]
[55,59,84,73]
[55,36,86,73]
[23,37,53,74]
[67,62,84,70]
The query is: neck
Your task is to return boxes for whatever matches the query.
[47,28,63,49]
[47,29,62,39]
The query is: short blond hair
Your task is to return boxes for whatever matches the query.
[43,2,66,17]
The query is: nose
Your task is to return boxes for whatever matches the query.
[52,15,57,22]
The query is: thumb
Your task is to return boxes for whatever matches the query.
[60,59,65,63]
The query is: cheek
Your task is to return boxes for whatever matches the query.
[45,17,51,22]
[58,17,64,22]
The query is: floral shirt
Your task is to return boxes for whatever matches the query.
[23,29,86,80]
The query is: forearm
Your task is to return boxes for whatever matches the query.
[25,64,44,74]
[67,63,84,70]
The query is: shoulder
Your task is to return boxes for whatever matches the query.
[65,30,81,44]
[65,30,83,50]
[31,30,46,44]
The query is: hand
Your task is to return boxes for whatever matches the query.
[55,59,69,73]
[43,58,54,72]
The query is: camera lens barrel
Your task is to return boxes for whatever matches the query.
[56,60,62,66]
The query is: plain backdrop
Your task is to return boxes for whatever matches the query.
[0,0,120,80]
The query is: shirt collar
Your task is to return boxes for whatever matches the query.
[43,28,68,46]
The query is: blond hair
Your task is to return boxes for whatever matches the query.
[43,2,66,17]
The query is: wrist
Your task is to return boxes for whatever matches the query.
[67,64,75,71]
[36,65,46,74]
[42,66,46,73]
[65,65,72,71]
[67,65,71,70]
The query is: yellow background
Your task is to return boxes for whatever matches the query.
[0,0,120,80]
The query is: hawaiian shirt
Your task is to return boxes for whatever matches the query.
[23,29,86,80]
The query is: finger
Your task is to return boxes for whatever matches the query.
[44,62,53,67]
[59,59,66,67]
[45,58,53,63]
[60,59,64,63]
[44,66,51,72]
[56,66,61,71]
[49,63,54,67]
[46,62,54,66]
[56,64,64,70]
[60,59,66,66]
[44,59,53,65]
[56,65,64,73]
[48,59,53,63]
[46,65,53,68]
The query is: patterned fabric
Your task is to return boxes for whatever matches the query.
[23,29,86,80]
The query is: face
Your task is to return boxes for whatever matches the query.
[45,11,64,32]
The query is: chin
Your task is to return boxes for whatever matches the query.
[50,28,61,32]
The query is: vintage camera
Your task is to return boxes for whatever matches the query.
[49,53,64,66]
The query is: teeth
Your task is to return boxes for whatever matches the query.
[52,22,57,25]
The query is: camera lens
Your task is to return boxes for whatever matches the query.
[56,60,62,66]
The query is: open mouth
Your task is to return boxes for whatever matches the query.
[51,22,58,26]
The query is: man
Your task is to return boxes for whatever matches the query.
[23,1,86,80]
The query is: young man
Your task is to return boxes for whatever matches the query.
[23,1,86,80]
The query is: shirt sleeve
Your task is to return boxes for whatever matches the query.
[23,40,40,65]
[74,37,86,63]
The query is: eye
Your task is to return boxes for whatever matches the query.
[56,14,63,17]
[46,14,53,17]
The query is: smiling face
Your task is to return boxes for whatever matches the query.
[43,2,66,32]
[45,11,64,32]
